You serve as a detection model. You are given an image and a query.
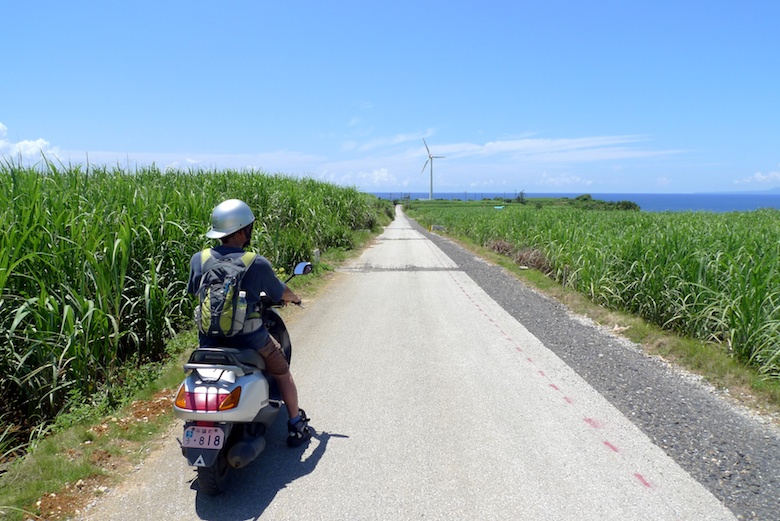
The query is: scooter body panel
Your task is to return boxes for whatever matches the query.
[173,368,271,423]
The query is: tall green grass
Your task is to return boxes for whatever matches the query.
[407,201,780,378]
[0,161,392,452]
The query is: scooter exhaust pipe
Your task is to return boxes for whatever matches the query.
[227,436,267,468]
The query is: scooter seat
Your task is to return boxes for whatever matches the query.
[230,348,267,370]
[188,347,266,371]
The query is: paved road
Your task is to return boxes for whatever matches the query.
[79,207,740,520]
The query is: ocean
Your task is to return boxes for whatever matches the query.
[370,192,780,213]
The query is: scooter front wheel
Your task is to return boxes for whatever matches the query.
[197,449,230,496]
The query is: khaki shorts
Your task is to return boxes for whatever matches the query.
[258,335,290,376]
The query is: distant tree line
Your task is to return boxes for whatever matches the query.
[570,194,641,211]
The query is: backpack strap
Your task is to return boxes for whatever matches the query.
[200,248,213,268]
[240,251,257,267]
[200,248,256,269]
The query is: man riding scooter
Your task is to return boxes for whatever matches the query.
[186,199,312,447]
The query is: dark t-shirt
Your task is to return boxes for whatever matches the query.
[187,246,286,347]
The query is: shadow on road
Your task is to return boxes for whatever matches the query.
[192,419,347,521]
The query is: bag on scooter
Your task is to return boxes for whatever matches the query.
[194,248,257,337]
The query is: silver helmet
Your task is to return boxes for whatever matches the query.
[205,199,256,239]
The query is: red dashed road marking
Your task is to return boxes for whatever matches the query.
[584,418,603,429]
[635,473,652,488]
[447,271,665,501]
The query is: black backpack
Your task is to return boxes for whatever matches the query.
[194,248,257,337]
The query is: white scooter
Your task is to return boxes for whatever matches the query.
[173,261,312,496]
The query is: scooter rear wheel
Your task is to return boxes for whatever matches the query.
[197,450,230,496]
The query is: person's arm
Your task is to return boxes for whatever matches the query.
[282,286,302,305]
[186,252,202,295]
[253,255,300,304]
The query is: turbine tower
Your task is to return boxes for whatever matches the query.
[421,139,445,200]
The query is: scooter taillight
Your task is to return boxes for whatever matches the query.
[175,385,241,412]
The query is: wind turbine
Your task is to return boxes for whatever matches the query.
[421,139,445,200]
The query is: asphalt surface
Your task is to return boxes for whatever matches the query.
[76,207,779,520]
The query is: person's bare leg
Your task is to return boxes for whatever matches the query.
[275,371,311,447]
[274,372,299,419]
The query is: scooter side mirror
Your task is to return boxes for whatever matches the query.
[293,261,313,276]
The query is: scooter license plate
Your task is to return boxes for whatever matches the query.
[182,426,225,449]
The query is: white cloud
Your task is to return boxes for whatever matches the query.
[468,179,503,188]
[318,167,399,188]
[0,122,681,193]
[0,122,60,161]
[363,168,396,186]
[735,171,780,184]
[536,172,593,187]
[357,131,431,152]
[441,135,678,163]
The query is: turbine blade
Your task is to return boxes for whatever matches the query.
[433,155,445,159]
[421,159,430,174]
[423,138,431,156]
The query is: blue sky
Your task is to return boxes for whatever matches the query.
[2,1,778,194]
